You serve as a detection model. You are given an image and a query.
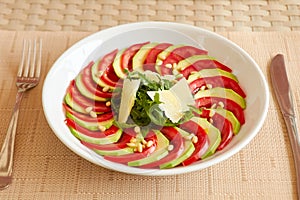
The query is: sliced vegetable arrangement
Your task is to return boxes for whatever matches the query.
[63,42,246,169]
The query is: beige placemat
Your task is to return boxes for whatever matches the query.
[0,0,299,32]
[0,30,299,199]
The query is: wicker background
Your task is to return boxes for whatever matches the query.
[0,0,300,199]
[0,0,299,32]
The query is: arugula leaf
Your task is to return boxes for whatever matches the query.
[130,84,156,126]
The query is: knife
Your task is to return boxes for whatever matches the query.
[270,54,300,199]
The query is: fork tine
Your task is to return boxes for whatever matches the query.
[35,39,42,78]
[29,39,37,78]
[24,40,32,77]
[17,39,42,78]
[17,40,27,77]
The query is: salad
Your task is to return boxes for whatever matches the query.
[63,42,246,169]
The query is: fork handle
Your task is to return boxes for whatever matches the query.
[0,91,24,189]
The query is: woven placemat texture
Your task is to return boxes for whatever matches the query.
[0,30,299,199]
[0,0,299,32]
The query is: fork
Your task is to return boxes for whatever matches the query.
[0,39,42,189]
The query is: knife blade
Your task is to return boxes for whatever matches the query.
[270,54,300,199]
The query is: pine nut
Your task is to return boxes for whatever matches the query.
[141,139,147,145]
[165,63,172,69]
[157,60,163,65]
[85,106,93,113]
[106,101,111,107]
[89,111,97,118]
[127,142,137,148]
[102,86,109,92]
[172,62,177,69]
[137,143,143,153]
[218,101,225,108]
[98,124,106,132]
[192,136,198,144]
[146,140,154,147]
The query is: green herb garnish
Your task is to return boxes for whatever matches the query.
[112,71,194,130]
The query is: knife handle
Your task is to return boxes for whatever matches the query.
[283,114,300,199]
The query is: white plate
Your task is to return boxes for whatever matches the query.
[42,22,269,176]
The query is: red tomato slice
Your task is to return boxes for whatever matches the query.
[192,59,232,72]
[104,145,156,164]
[180,65,197,79]
[167,46,208,63]
[68,80,111,113]
[65,118,118,138]
[189,76,246,98]
[99,74,119,88]
[212,113,234,151]
[180,60,232,78]
[145,43,172,64]
[143,43,172,73]
[97,49,119,82]
[198,109,234,151]
[179,120,209,166]
[161,46,208,75]
[140,127,185,169]
[104,130,157,163]
[121,42,150,71]
[142,63,157,72]
[195,97,245,125]
[63,103,113,123]
[81,62,113,99]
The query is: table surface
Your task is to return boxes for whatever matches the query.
[0,30,299,200]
